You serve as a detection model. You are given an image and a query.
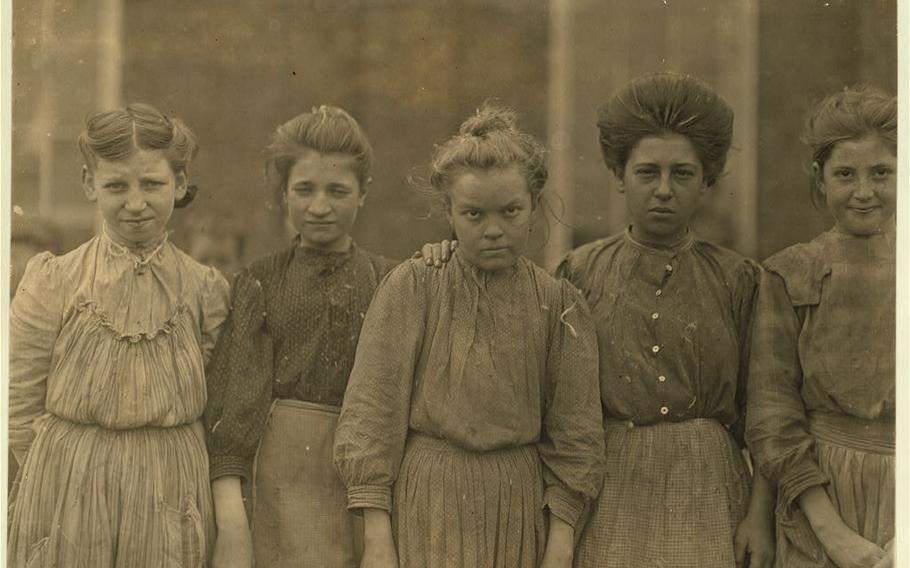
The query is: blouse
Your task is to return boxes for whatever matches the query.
[9,231,230,455]
[746,229,895,509]
[333,251,605,528]
[204,240,396,481]
[556,229,760,445]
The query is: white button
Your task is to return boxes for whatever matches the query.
[652,345,660,354]
[658,375,666,382]
[660,406,669,415]
[652,312,660,320]
[655,289,662,297]
[665,264,673,272]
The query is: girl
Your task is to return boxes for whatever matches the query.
[333,106,605,568]
[8,103,230,566]
[203,106,397,568]
[746,87,896,568]
[558,73,775,567]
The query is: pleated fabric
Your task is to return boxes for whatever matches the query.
[393,433,546,568]
[575,419,751,568]
[773,414,894,567]
[251,400,361,568]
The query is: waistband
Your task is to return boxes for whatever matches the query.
[272,398,341,415]
[809,412,894,455]
[407,431,537,456]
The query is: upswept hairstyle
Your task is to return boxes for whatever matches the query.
[802,86,897,208]
[77,103,199,208]
[427,104,548,208]
[597,72,734,187]
[265,105,373,204]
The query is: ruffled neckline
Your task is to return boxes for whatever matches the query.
[101,225,170,272]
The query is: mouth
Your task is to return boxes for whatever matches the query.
[481,247,510,254]
[305,220,336,226]
[649,207,675,214]
[849,206,880,214]
[123,218,154,226]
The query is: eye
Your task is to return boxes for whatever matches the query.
[635,167,658,180]
[674,169,695,180]
[833,168,854,180]
[503,206,522,218]
[142,179,166,190]
[872,167,894,179]
[464,210,481,219]
[330,186,352,197]
[104,181,127,192]
[292,184,312,195]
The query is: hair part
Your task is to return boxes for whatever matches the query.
[596,72,734,187]
[425,104,547,212]
[78,103,199,208]
[265,105,373,205]
[802,86,897,208]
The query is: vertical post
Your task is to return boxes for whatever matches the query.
[36,0,56,217]
[543,0,574,271]
[730,0,759,258]
[96,0,123,111]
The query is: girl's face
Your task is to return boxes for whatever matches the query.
[83,149,186,245]
[619,134,707,246]
[446,165,533,272]
[286,150,366,251]
[819,134,896,236]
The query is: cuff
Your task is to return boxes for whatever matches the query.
[346,484,392,512]
[543,485,585,529]
[777,457,828,511]
[209,454,251,483]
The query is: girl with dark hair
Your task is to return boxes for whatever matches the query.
[746,87,896,567]
[333,105,605,568]
[559,73,775,567]
[8,103,231,566]
[203,105,397,568]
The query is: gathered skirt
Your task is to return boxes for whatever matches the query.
[773,413,894,568]
[393,432,546,568]
[7,414,213,568]
[574,418,751,568]
[251,399,361,568]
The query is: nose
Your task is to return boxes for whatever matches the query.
[483,220,504,240]
[655,173,673,200]
[854,177,874,200]
[124,187,147,212]
[308,193,332,216]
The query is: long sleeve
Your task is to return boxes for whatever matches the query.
[198,267,231,367]
[333,262,426,512]
[538,280,605,528]
[746,270,827,508]
[203,268,275,482]
[9,253,63,460]
[729,260,761,448]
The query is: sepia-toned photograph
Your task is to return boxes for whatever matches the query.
[2,0,904,566]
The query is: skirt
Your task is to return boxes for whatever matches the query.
[7,414,213,568]
[575,418,751,568]
[251,399,361,568]
[773,412,894,568]
[393,433,546,568]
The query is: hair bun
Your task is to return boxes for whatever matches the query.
[458,105,518,137]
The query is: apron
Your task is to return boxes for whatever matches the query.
[251,399,362,568]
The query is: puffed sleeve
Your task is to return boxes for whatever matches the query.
[9,253,64,461]
[538,279,605,528]
[333,261,426,512]
[729,259,761,448]
[199,266,231,367]
[203,268,275,482]
[746,269,827,509]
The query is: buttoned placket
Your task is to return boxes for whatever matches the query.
[652,257,676,418]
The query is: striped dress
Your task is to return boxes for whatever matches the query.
[746,229,895,566]
[7,231,230,567]
[333,251,605,568]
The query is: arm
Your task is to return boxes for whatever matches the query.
[9,253,62,462]
[537,282,605,542]
[199,267,231,367]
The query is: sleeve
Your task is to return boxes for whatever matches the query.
[745,269,827,510]
[538,280,605,528]
[199,267,231,367]
[728,259,761,448]
[9,253,64,460]
[333,262,426,512]
[203,268,275,482]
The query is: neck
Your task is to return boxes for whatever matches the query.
[629,225,690,249]
[103,224,168,256]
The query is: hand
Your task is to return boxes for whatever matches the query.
[211,522,253,568]
[799,486,884,568]
[872,540,894,568]
[361,508,398,568]
[540,515,574,568]
[414,240,458,267]
[733,510,774,568]
[360,540,399,568]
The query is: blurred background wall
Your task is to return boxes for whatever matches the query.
[10,0,897,274]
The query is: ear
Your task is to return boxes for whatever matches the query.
[174,170,188,201]
[614,168,626,193]
[82,165,97,202]
[358,177,371,207]
[812,161,826,195]
[698,179,709,196]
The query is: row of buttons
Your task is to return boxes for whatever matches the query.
[653,263,674,418]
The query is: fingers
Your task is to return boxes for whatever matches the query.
[734,537,747,567]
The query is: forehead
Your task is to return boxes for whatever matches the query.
[628,134,701,165]
[93,149,173,178]
[826,135,896,166]
[288,150,360,184]
[449,166,529,206]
